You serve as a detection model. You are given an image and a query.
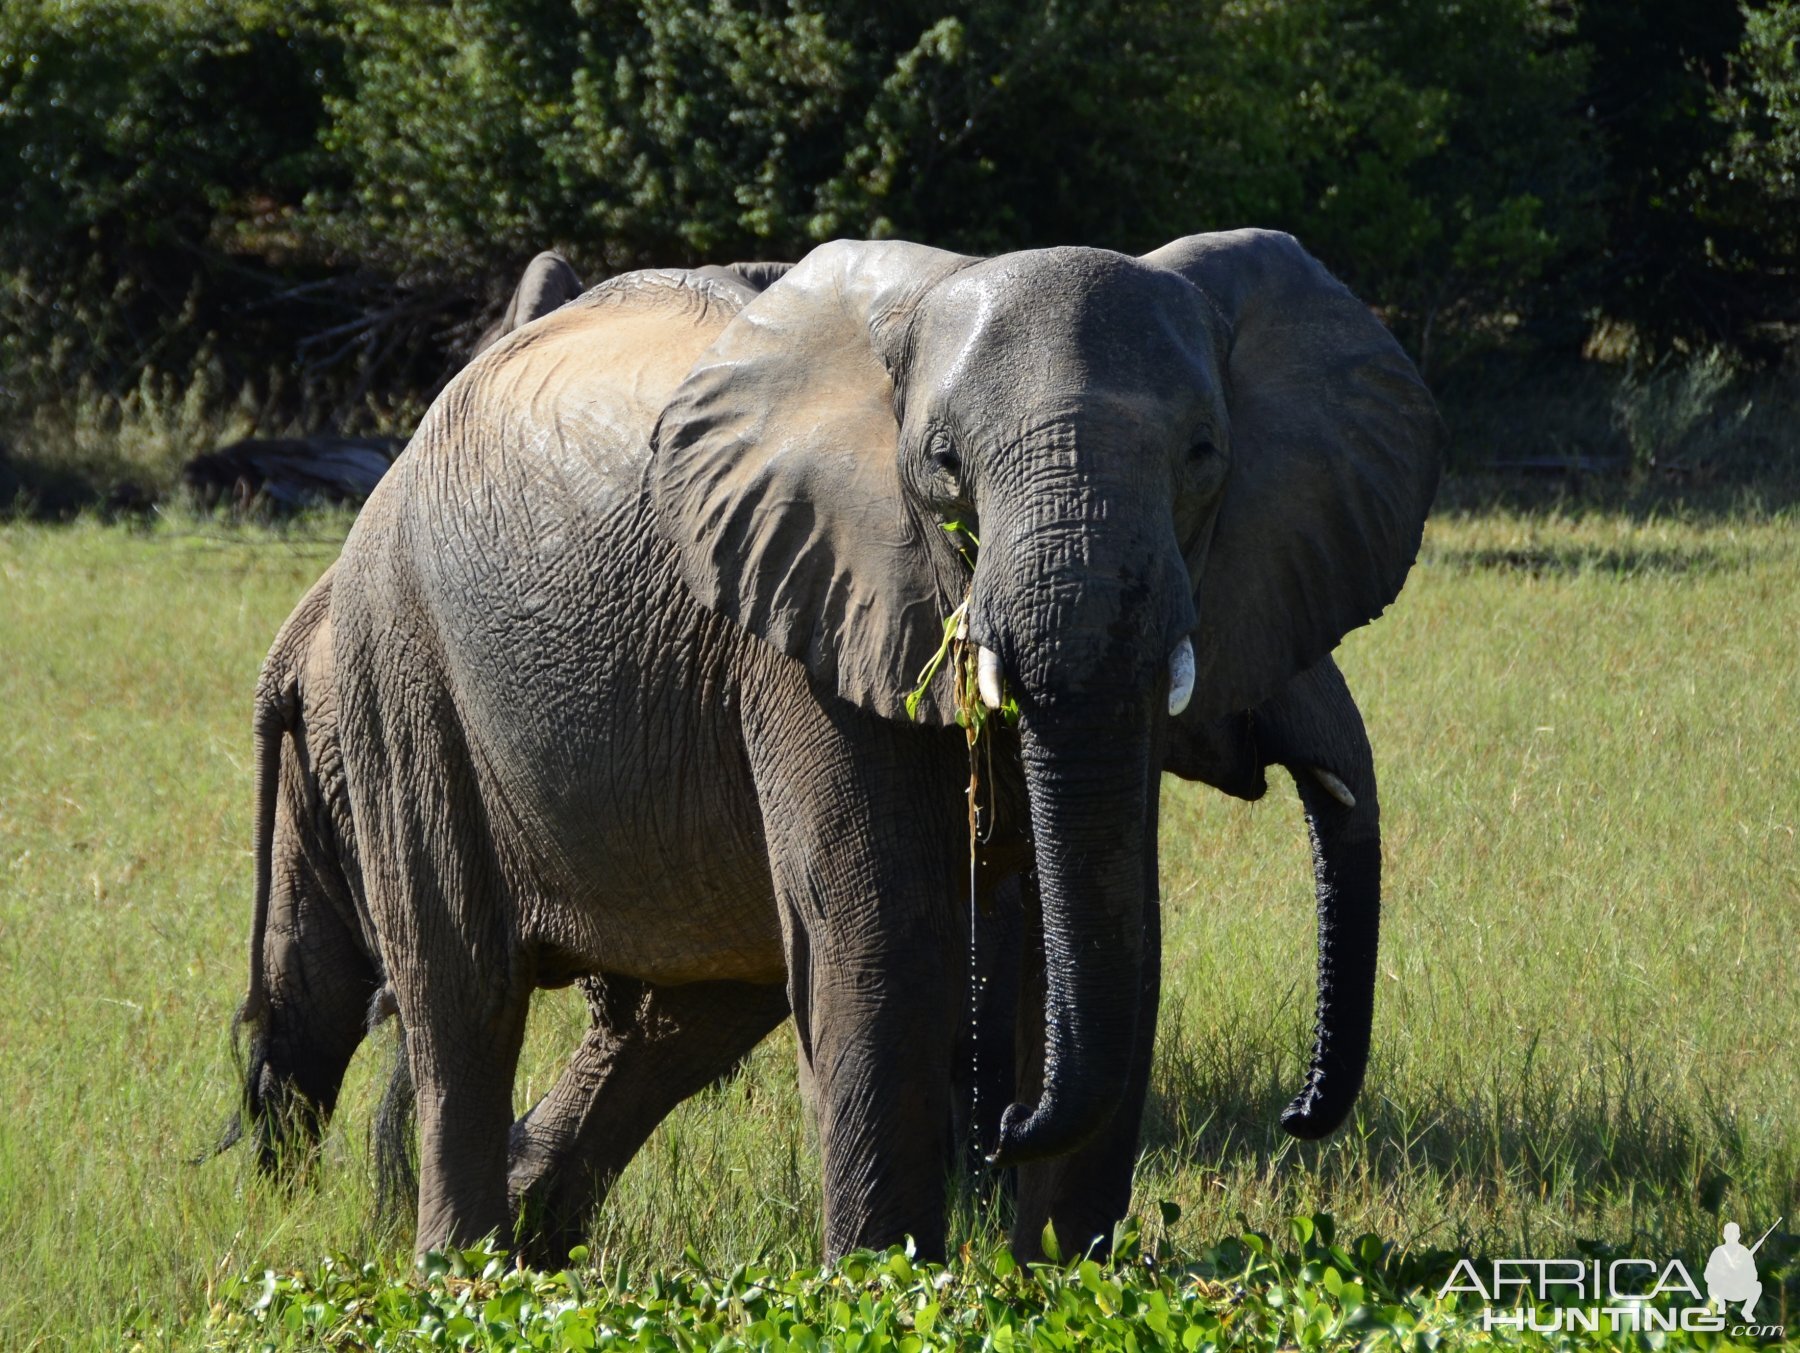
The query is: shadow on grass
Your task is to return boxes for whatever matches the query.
[1431,542,1738,577]
[1140,1006,1796,1263]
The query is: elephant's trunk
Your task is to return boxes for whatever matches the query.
[989,716,1152,1165]
[1273,681,1382,1139]
[973,433,1190,1166]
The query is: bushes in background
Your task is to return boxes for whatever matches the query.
[2,0,1796,498]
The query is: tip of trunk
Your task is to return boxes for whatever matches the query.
[986,1094,1121,1167]
[1278,828,1379,1143]
[1278,1076,1363,1140]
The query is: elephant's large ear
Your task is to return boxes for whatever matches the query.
[1146,230,1444,719]
[650,239,976,723]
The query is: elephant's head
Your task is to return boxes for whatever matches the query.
[1166,656,1383,1139]
[650,232,1442,1165]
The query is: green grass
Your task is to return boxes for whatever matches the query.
[0,499,1795,1348]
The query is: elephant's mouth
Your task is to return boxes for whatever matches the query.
[974,637,1194,717]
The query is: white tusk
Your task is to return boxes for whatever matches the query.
[1310,767,1357,809]
[1167,637,1195,717]
[977,646,1005,710]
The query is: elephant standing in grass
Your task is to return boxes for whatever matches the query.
[226,231,1440,1263]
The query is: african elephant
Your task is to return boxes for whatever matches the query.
[226,642,1383,1267]
[230,230,1440,1262]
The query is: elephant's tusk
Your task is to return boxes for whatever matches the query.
[1167,637,1195,717]
[1310,767,1357,809]
[977,646,1005,711]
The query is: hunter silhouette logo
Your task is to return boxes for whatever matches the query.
[1442,1216,1788,1336]
[1705,1218,1779,1320]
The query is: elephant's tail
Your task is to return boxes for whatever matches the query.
[372,1014,418,1221]
[238,629,307,1041]
[199,573,330,1163]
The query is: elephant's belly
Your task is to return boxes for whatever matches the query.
[548,849,785,987]
[461,699,785,985]
[461,635,785,988]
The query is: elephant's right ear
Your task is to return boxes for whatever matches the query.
[1146,230,1445,719]
[649,239,976,724]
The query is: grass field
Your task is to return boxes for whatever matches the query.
[0,491,1795,1347]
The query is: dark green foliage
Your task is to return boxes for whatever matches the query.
[1576,1,1749,349]
[2,0,1796,488]
[1160,0,1599,374]
[0,1,348,411]
[1708,2,1800,352]
[308,2,1201,275]
[310,0,1603,376]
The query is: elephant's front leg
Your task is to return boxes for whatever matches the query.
[506,975,789,1264]
[749,698,967,1262]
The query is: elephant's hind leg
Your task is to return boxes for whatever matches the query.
[507,976,789,1265]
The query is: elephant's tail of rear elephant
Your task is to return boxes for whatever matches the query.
[196,665,295,1160]
[239,669,294,1038]
[372,1016,418,1220]
[197,580,323,1162]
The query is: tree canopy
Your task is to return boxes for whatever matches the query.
[2,0,1794,425]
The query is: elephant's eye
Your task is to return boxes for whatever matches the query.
[930,445,963,479]
[1184,436,1228,497]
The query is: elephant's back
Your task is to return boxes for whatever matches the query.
[382,269,747,519]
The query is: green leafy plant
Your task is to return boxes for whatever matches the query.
[203,1212,1772,1350]
[903,521,1019,731]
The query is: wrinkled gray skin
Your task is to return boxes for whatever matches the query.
[470,252,793,358]
[230,633,1381,1264]
[231,232,1440,1262]
[229,567,385,1174]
